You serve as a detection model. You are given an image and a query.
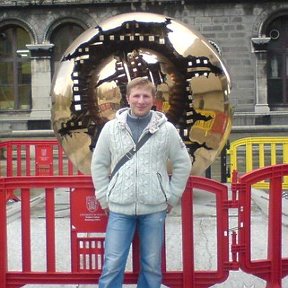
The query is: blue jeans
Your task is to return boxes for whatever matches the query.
[98,210,166,288]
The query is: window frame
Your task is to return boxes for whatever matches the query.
[266,14,288,110]
[0,25,32,111]
[50,23,85,77]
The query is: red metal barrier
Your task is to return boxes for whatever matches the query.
[0,140,79,202]
[1,174,232,288]
[1,140,288,287]
[0,140,78,178]
[183,176,230,287]
[232,164,288,288]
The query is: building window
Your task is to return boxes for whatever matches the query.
[267,16,288,109]
[50,23,84,76]
[0,25,31,111]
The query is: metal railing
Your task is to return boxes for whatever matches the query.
[1,140,288,287]
[0,139,79,177]
[1,175,231,288]
[227,137,288,189]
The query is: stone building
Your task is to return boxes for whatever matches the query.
[0,0,287,140]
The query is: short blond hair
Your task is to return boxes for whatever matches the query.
[126,77,156,97]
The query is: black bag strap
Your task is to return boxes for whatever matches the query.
[110,132,152,179]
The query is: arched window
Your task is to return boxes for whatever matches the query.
[267,15,288,110]
[50,23,84,75]
[0,25,31,111]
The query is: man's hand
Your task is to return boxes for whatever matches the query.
[167,204,173,214]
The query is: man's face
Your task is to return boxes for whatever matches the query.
[127,85,155,117]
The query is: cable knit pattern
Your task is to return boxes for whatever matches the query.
[91,108,192,215]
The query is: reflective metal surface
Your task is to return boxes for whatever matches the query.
[51,12,233,175]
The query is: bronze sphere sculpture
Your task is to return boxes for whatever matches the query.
[51,12,232,175]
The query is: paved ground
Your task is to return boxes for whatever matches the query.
[6,185,288,287]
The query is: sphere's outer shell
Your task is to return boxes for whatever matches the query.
[51,12,232,175]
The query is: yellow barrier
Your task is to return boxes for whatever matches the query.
[227,137,288,189]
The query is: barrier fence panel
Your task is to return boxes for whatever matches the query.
[1,139,288,287]
[227,137,288,189]
[1,169,288,287]
[185,176,231,287]
[1,176,94,288]
[0,140,80,202]
[0,140,79,178]
[232,164,288,288]
[0,174,236,288]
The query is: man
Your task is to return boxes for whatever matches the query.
[91,77,192,288]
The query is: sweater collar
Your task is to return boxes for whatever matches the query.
[116,108,167,134]
[127,110,152,121]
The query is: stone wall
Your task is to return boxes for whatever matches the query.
[0,0,288,131]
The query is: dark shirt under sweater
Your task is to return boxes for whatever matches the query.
[127,112,152,143]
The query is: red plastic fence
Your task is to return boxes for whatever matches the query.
[232,164,288,288]
[0,140,288,287]
[1,175,231,288]
[0,140,79,202]
[0,140,78,178]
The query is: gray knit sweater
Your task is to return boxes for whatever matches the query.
[91,108,192,215]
